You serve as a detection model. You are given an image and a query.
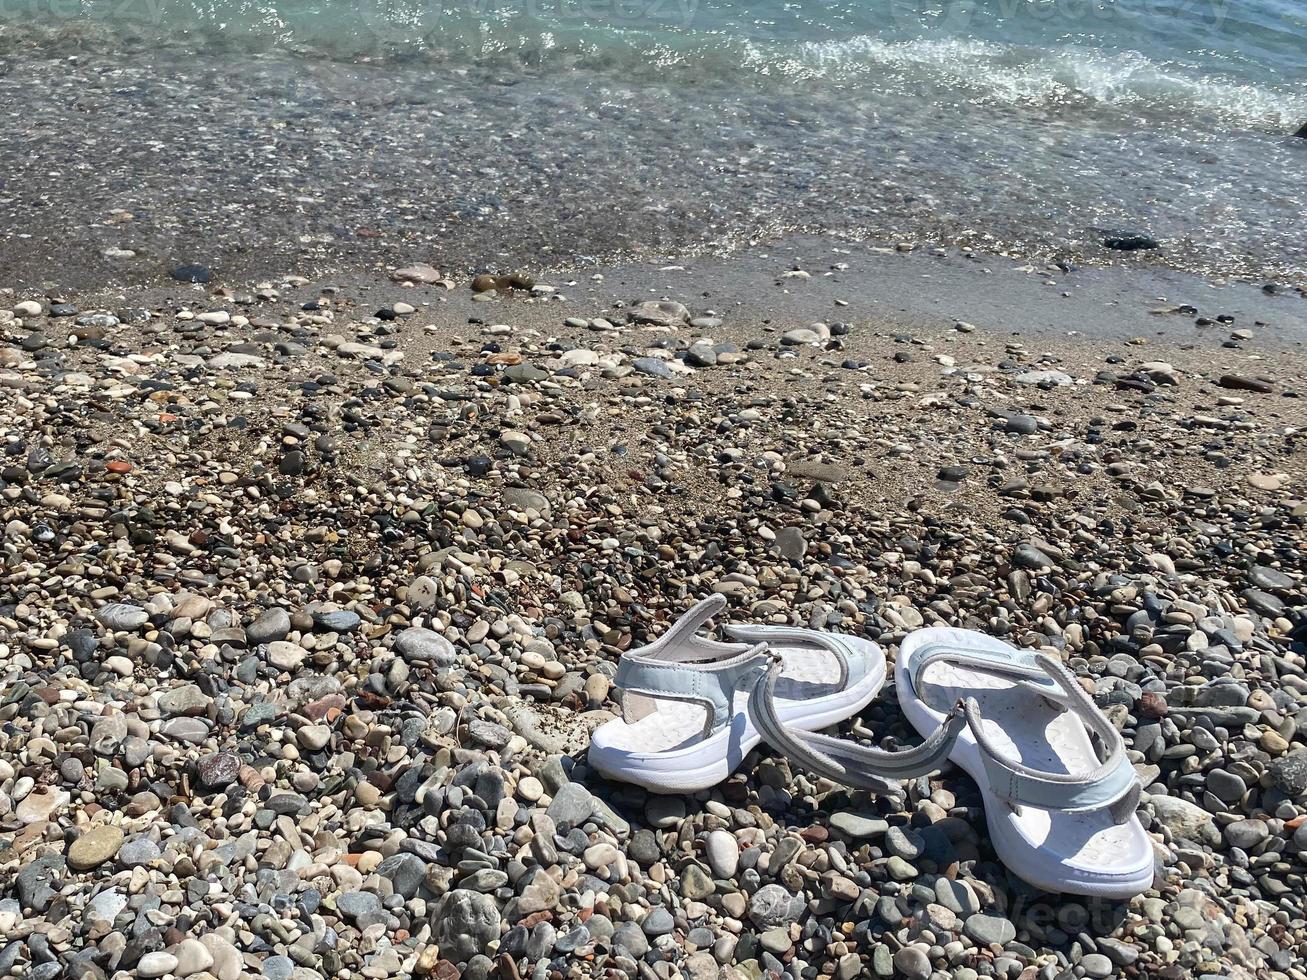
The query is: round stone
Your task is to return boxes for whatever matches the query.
[246,606,291,644]
[172,938,214,978]
[893,946,931,980]
[704,830,738,878]
[749,884,800,928]
[1225,818,1269,850]
[394,626,455,664]
[198,751,241,789]
[68,824,125,870]
[679,864,714,900]
[137,952,179,978]
[408,575,439,609]
[964,913,1016,946]
[583,843,621,870]
[645,795,685,828]
[297,725,332,751]
[1081,953,1113,978]
[641,907,674,936]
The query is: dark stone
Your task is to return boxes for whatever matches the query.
[172,264,213,283]
[612,921,649,957]
[1014,543,1058,569]
[553,925,589,953]
[246,607,291,645]
[310,609,360,632]
[1269,752,1307,797]
[1243,589,1284,617]
[641,907,674,936]
[65,629,99,661]
[377,853,427,899]
[16,856,63,913]
[1218,374,1273,393]
[337,890,388,928]
[278,451,304,476]
[432,890,500,962]
[632,357,673,380]
[264,792,308,815]
[1003,413,1040,435]
[629,829,660,865]
[1102,230,1159,251]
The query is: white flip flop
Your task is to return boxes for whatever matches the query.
[896,628,1155,899]
[587,595,885,794]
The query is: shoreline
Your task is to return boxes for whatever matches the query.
[29,235,1307,349]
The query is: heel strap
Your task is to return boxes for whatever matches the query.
[746,655,966,790]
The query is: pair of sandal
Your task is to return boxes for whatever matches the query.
[589,595,1155,899]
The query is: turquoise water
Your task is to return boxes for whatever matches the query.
[15,0,1304,118]
[0,0,1304,284]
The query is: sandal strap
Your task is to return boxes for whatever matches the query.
[965,654,1140,823]
[645,594,749,664]
[723,624,869,690]
[909,640,1062,709]
[614,595,759,733]
[615,644,772,737]
[746,655,966,790]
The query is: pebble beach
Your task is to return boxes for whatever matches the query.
[1,238,1304,980]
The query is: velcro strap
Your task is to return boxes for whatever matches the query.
[910,642,1062,705]
[965,654,1140,823]
[973,721,1141,815]
[616,646,770,734]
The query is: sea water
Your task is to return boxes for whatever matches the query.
[1,0,1303,283]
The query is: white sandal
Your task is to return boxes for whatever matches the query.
[588,595,886,793]
[897,628,1154,898]
[747,627,1154,897]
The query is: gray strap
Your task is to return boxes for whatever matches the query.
[614,595,758,735]
[615,644,770,736]
[966,654,1140,823]
[746,656,966,790]
[752,645,1141,824]
[909,641,1061,708]
[650,594,750,663]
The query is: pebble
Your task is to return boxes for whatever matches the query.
[964,913,1016,946]
[137,952,179,978]
[830,812,888,838]
[67,825,124,870]
[749,884,800,928]
[94,603,149,631]
[394,626,456,663]
[546,783,595,828]
[246,606,291,643]
[641,907,674,936]
[704,829,739,878]
[1081,953,1113,978]
[894,946,932,980]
